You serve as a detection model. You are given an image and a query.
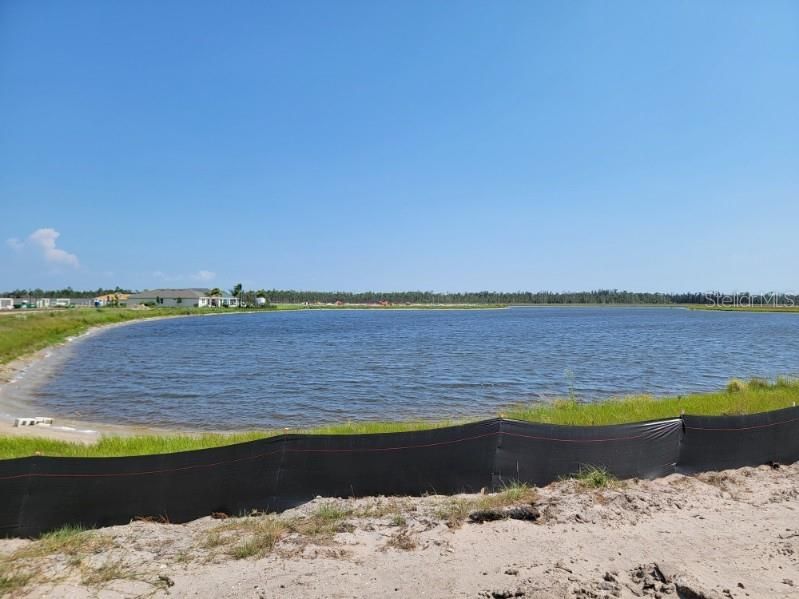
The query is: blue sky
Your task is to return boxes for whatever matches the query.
[1,1,797,293]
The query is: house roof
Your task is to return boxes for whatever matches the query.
[128,288,215,300]
[95,293,130,301]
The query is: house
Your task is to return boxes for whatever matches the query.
[0,298,13,310]
[198,294,239,308]
[94,293,129,307]
[127,288,239,308]
[35,298,50,309]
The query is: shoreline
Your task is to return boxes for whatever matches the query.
[0,312,260,443]
[0,305,508,443]
[2,306,798,448]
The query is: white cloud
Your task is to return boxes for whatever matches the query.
[6,228,80,268]
[192,270,216,282]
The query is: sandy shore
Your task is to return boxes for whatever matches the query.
[0,314,220,443]
[0,306,497,444]
[1,461,797,598]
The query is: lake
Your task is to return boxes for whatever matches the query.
[27,307,799,429]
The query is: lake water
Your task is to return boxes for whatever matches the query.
[26,307,799,430]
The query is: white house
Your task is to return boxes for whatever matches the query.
[198,295,239,308]
[0,298,13,310]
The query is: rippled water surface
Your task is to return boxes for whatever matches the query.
[30,308,799,429]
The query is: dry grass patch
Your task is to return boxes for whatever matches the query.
[353,498,415,519]
[203,516,290,559]
[436,482,538,528]
[385,529,417,551]
[389,514,407,527]
[698,471,746,500]
[80,559,135,586]
[436,498,475,529]
[699,472,733,488]
[288,504,353,538]
[12,525,112,561]
[202,505,355,561]
[202,530,226,549]
[0,564,34,596]
[0,525,127,594]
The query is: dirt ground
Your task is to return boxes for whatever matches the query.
[1,462,797,599]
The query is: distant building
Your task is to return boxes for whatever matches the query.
[127,288,239,308]
[12,298,32,309]
[0,298,13,310]
[94,293,129,307]
[198,294,239,308]
[70,298,95,307]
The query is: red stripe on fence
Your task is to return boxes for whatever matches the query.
[684,416,799,432]
[0,427,656,481]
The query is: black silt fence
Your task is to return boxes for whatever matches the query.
[677,405,799,473]
[1,410,798,538]
[494,418,682,487]
[0,420,499,538]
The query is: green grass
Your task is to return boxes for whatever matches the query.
[0,431,276,459]
[690,305,799,313]
[503,377,799,426]
[1,379,798,460]
[496,480,537,503]
[569,465,617,489]
[225,517,289,559]
[0,421,464,460]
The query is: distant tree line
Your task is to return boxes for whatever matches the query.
[1,286,133,299]
[250,289,714,305]
[3,288,794,306]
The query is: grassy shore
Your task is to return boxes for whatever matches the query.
[689,305,799,313]
[503,377,799,425]
[1,378,797,460]
[0,307,288,366]
[0,420,465,460]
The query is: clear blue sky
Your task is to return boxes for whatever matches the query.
[1,1,797,293]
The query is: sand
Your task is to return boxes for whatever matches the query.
[2,461,797,598]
